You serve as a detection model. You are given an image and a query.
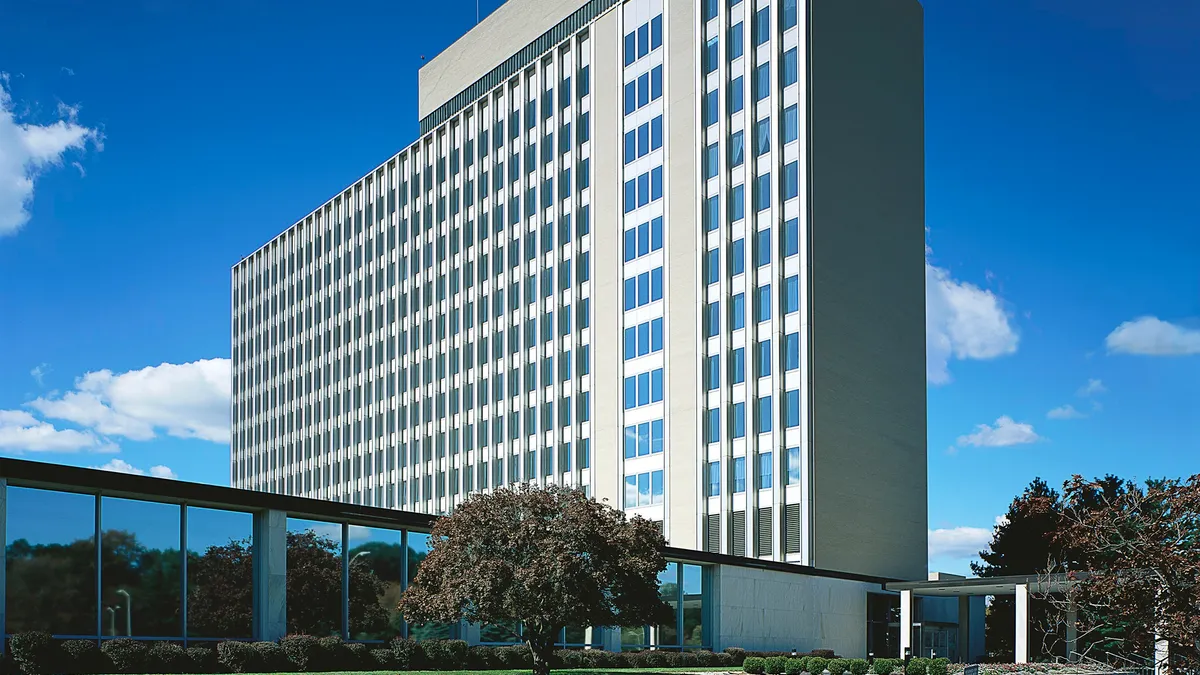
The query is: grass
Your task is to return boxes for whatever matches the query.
[121,670,738,675]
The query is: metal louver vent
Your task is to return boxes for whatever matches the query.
[731,510,746,557]
[756,506,773,557]
[705,514,721,553]
[785,503,802,554]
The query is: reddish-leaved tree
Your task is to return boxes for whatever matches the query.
[398,484,672,675]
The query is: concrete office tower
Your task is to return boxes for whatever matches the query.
[231,0,926,581]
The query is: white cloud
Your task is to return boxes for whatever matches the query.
[956,416,1041,448]
[30,358,231,443]
[0,73,101,236]
[1047,404,1085,420]
[92,458,178,480]
[0,408,111,453]
[926,252,1019,384]
[30,363,48,386]
[929,525,992,560]
[1077,378,1107,396]
[1105,316,1200,356]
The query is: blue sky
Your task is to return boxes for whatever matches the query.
[1,0,1197,575]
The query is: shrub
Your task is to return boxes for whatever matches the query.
[765,656,790,674]
[581,648,618,668]
[676,651,701,668]
[217,641,261,674]
[828,658,849,675]
[927,658,950,675]
[717,651,742,668]
[367,648,396,670]
[873,658,900,675]
[147,643,190,674]
[808,656,830,674]
[812,649,836,659]
[315,636,349,671]
[102,639,148,675]
[692,650,719,667]
[278,635,318,672]
[345,643,373,671]
[907,657,930,675]
[785,657,807,675]
[421,639,469,670]
[745,656,768,674]
[494,644,531,669]
[465,645,498,670]
[847,658,871,675]
[9,632,58,675]
[391,638,421,670]
[60,639,106,675]
[184,647,217,674]
[727,647,748,663]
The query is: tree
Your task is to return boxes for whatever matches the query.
[398,484,672,675]
[1051,474,1200,670]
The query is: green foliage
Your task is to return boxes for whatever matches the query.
[494,645,533,669]
[101,639,148,674]
[281,635,323,672]
[420,640,469,671]
[871,658,901,675]
[466,645,499,670]
[60,639,105,675]
[846,658,870,675]
[827,658,848,675]
[399,485,671,675]
[317,636,351,670]
[810,650,836,660]
[8,632,58,675]
[744,656,767,674]
[764,656,789,674]
[926,658,949,675]
[806,657,828,674]
[146,643,190,674]
[391,638,423,669]
[370,649,398,670]
[216,641,261,673]
[784,657,806,675]
[184,647,217,673]
[906,658,929,675]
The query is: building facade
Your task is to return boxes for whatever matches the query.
[231,0,927,582]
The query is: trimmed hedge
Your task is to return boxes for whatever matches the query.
[744,656,872,675]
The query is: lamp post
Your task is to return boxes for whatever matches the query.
[350,551,371,567]
[117,589,132,636]
[105,607,118,636]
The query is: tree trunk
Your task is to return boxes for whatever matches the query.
[528,637,553,675]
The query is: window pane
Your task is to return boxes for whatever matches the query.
[102,497,182,637]
[349,527,404,640]
[287,518,343,636]
[187,506,253,639]
[407,532,453,639]
[5,487,96,636]
[682,565,705,645]
[657,563,679,645]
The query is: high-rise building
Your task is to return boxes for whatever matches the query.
[231,0,927,581]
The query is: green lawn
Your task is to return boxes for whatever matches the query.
[123,670,737,675]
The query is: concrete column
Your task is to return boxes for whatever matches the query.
[899,590,914,657]
[1065,597,1078,663]
[1154,637,1170,675]
[957,595,972,663]
[253,509,288,641]
[460,621,481,646]
[1014,584,1030,664]
[600,626,623,652]
[0,478,6,655]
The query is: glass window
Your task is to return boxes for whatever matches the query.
[729,22,744,60]
[755,172,771,211]
[638,24,650,58]
[706,407,721,444]
[755,62,770,101]
[704,142,720,180]
[703,0,719,21]
[732,347,746,384]
[731,238,745,276]
[731,292,745,330]
[652,65,663,100]
[625,476,638,508]
[785,275,799,313]
[704,195,721,231]
[785,332,800,371]
[757,338,772,377]
[758,451,774,489]
[756,117,771,156]
[755,6,770,45]
[731,401,746,439]
[785,217,800,256]
[707,461,721,496]
[787,447,802,485]
[187,506,254,639]
[730,130,745,167]
[348,527,404,640]
[704,36,719,74]
[783,47,798,86]
[705,248,720,285]
[756,284,772,322]
[287,518,343,636]
[784,160,800,200]
[732,456,746,493]
[703,89,719,126]
[706,354,720,390]
[730,184,745,221]
[624,31,636,66]
[755,227,771,266]
[5,487,97,635]
[757,395,773,433]
[658,562,679,645]
[782,0,798,29]
[682,564,704,645]
[785,389,801,428]
[101,497,182,638]
[729,76,744,114]
[651,15,663,49]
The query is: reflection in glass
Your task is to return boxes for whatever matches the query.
[5,487,97,636]
[186,507,253,639]
[563,626,589,646]
[621,625,646,650]
[348,526,403,640]
[657,562,679,646]
[101,497,182,637]
[682,564,704,646]
[480,622,521,644]
[405,532,452,640]
[287,518,343,636]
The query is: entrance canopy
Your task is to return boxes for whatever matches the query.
[884,574,1080,665]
